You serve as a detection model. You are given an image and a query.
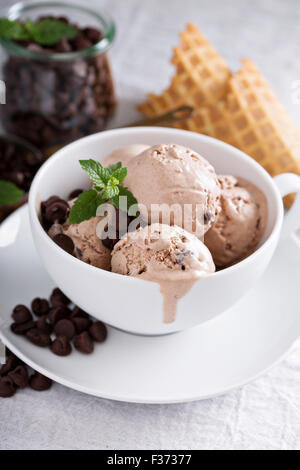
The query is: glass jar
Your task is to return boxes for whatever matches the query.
[0,1,116,151]
[0,133,43,221]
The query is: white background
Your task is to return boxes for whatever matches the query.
[0,0,300,450]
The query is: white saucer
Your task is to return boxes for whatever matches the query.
[0,206,299,404]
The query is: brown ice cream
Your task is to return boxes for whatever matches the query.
[125,144,221,236]
[62,216,111,270]
[205,176,268,267]
[102,144,150,168]
[111,223,215,322]
[48,210,111,271]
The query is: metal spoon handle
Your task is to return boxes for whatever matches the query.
[45,105,194,157]
[125,105,194,128]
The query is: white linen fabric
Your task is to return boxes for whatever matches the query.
[0,0,300,450]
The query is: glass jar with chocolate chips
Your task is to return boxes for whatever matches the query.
[0,133,43,221]
[0,2,116,151]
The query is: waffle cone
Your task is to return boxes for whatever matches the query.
[138,23,231,126]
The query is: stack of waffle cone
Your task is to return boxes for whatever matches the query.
[138,24,300,206]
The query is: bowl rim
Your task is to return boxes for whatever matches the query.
[29,126,284,280]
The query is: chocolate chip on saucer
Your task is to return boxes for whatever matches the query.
[73,317,92,334]
[26,329,51,347]
[12,305,32,324]
[51,336,72,357]
[70,306,89,319]
[36,315,53,335]
[54,319,76,340]
[31,298,50,316]
[10,320,36,335]
[89,321,107,343]
[48,306,69,325]
[74,331,94,354]
[50,288,70,307]
[4,288,109,398]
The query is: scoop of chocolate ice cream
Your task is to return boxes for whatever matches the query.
[204,176,268,267]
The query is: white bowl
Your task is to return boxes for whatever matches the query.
[29,127,300,335]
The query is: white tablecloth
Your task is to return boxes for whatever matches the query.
[1,0,300,450]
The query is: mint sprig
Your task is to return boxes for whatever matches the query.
[0,18,29,40]
[0,180,23,206]
[68,159,138,224]
[25,19,78,46]
[0,18,79,46]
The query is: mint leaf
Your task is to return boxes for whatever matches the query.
[111,167,127,185]
[0,180,23,206]
[107,162,122,175]
[0,18,29,40]
[110,186,138,212]
[0,18,79,46]
[68,189,103,224]
[80,159,110,190]
[24,19,36,38]
[103,184,119,200]
[25,19,78,46]
[69,158,138,224]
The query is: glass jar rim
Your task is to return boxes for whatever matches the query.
[0,1,116,61]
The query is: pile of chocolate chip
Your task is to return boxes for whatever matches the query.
[1,16,115,150]
[0,137,44,193]
[0,348,52,398]
[10,287,107,359]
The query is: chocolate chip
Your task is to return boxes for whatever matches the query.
[56,38,72,53]
[83,28,102,43]
[11,320,36,335]
[50,288,70,307]
[29,372,52,391]
[73,317,92,334]
[51,336,72,356]
[102,237,119,250]
[8,365,28,388]
[89,321,107,343]
[0,376,16,398]
[26,329,51,347]
[53,233,74,255]
[12,305,32,324]
[49,306,69,325]
[57,16,69,24]
[70,306,89,319]
[71,34,92,50]
[68,188,83,199]
[36,315,53,335]
[0,354,22,377]
[44,200,69,224]
[54,319,75,340]
[74,331,94,354]
[31,298,50,316]
[41,196,61,214]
